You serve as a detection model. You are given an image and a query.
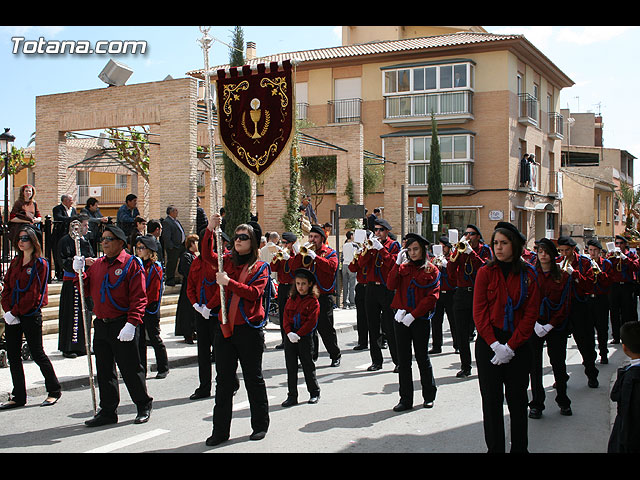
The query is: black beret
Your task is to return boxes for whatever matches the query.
[404,233,429,246]
[466,224,482,238]
[495,221,525,244]
[294,268,316,284]
[282,232,297,243]
[220,231,231,243]
[18,224,42,248]
[536,238,558,258]
[616,235,629,243]
[309,225,326,239]
[374,218,392,231]
[135,234,159,252]
[247,221,262,245]
[586,238,603,250]
[103,225,127,244]
[438,236,452,248]
[557,235,577,247]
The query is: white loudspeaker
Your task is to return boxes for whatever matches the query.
[98,59,133,86]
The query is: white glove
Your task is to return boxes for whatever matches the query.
[490,342,514,365]
[33,217,42,223]
[287,332,300,343]
[534,322,554,338]
[192,303,203,315]
[73,255,85,272]
[281,251,290,261]
[306,249,317,260]
[565,262,574,275]
[464,243,473,255]
[401,312,415,327]
[371,238,383,250]
[200,305,212,319]
[439,257,448,268]
[394,309,406,323]
[3,311,19,325]
[292,243,300,255]
[620,252,628,260]
[396,249,407,265]
[117,322,136,342]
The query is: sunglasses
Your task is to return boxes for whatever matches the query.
[17,235,31,242]
[135,245,146,250]
[101,236,117,243]
[234,233,251,242]
[374,227,385,232]
[464,231,478,236]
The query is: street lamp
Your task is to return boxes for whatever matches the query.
[0,128,15,263]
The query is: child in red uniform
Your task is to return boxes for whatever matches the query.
[529,238,573,419]
[387,233,440,412]
[281,268,321,407]
[473,222,540,453]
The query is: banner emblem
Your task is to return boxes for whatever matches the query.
[216,60,295,177]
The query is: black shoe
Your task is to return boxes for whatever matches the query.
[41,392,61,407]
[367,363,382,372]
[308,395,320,404]
[529,408,542,419]
[588,378,599,388]
[600,356,608,365]
[281,397,298,408]
[353,344,368,351]
[330,357,341,367]
[560,406,573,416]
[275,343,284,350]
[190,390,211,400]
[249,431,267,441]
[62,352,78,358]
[205,434,228,447]
[456,369,471,378]
[428,347,442,354]
[0,398,26,410]
[393,402,412,412]
[85,412,118,427]
[393,365,400,373]
[134,403,152,424]
[156,370,169,379]
[423,400,434,409]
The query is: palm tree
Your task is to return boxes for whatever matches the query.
[615,181,640,238]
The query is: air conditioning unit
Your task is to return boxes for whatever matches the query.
[98,59,133,87]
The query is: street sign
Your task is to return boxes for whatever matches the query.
[338,204,365,219]
[431,204,440,225]
[416,197,423,214]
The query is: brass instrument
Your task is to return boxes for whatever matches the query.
[273,247,290,262]
[69,219,97,416]
[560,255,572,273]
[450,238,471,263]
[299,242,316,257]
[591,258,601,275]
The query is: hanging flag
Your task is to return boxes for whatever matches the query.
[216,60,295,177]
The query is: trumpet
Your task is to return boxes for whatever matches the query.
[450,238,471,262]
[591,259,601,275]
[299,242,316,257]
[560,256,572,273]
[432,254,446,267]
[273,247,290,262]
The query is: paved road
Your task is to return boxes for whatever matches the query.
[0,309,625,453]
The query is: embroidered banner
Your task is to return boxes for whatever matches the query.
[216,60,295,177]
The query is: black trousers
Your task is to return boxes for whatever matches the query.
[277,283,292,344]
[453,288,475,372]
[365,283,398,366]
[284,334,319,398]
[312,294,341,361]
[165,245,185,284]
[588,294,610,357]
[529,328,570,411]
[476,328,531,453]
[354,282,368,347]
[393,316,436,406]
[5,314,61,404]
[568,298,598,382]
[138,312,169,375]
[431,290,457,350]
[212,324,269,438]
[609,282,635,342]
[194,311,219,396]
[93,317,152,414]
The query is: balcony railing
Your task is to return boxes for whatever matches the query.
[385,90,473,123]
[77,184,129,205]
[296,102,309,121]
[409,161,474,189]
[518,93,538,126]
[548,112,564,139]
[328,98,362,124]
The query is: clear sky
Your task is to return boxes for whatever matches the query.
[1,25,638,173]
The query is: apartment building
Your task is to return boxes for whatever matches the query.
[193,26,574,246]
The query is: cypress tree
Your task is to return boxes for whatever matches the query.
[427,113,442,242]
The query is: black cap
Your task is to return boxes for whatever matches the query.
[405,233,429,246]
[587,238,603,250]
[374,218,392,231]
[495,221,525,244]
[247,221,262,246]
[466,224,482,238]
[557,235,577,247]
[616,235,629,244]
[104,225,127,244]
[294,268,316,284]
[438,235,452,248]
[136,234,159,252]
[282,232,297,243]
[309,225,326,239]
[18,224,42,248]
[536,238,558,258]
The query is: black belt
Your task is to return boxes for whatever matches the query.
[97,315,127,324]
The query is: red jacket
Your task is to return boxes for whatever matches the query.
[355,236,400,287]
[283,294,320,338]
[449,242,493,288]
[348,251,372,284]
[588,256,613,296]
[1,255,49,317]
[289,243,338,294]
[387,261,440,319]
[143,260,163,307]
[270,255,296,285]
[473,263,540,350]
[557,253,594,301]
[606,249,640,283]
[186,255,220,310]
[81,249,147,326]
[536,266,572,328]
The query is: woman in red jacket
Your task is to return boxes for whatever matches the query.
[202,215,271,447]
[0,225,60,409]
[387,233,440,412]
[473,222,540,453]
[281,268,321,407]
[528,237,573,419]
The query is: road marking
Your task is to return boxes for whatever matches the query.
[233,395,276,411]
[85,428,170,453]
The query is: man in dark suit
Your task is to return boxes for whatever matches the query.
[52,194,77,280]
[161,205,186,286]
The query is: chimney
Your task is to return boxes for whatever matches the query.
[246,41,256,60]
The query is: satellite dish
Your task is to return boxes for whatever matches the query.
[98,59,133,86]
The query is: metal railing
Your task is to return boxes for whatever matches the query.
[385,90,473,120]
[328,98,362,123]
[548,112,564,138]
[77,184,129,205]
[409,161,474,187]
[518,93,538,125]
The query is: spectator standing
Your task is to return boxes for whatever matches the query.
[116,194,140,238]
[161,205,186,286]
[341,231,357,309]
